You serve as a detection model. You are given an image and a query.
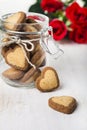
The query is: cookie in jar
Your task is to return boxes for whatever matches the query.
[0,11,62,87]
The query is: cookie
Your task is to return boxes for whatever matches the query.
[30,42,46,67]
[20,67,40,83]
[2,37,11,43]
[26,17,37,23]
[26,34,40,40]
[26,17,42,31]
[31,42,42,55]
[2,67,24,80]
[31,49,46,67]
[1,46,9,57]
[33,23,42,31]
[23,24,37,32]
[24,69,41,84]
[4,11,26,30]
[23,24,40,39]
[35,67,59,92]
[4,44,29,70]
[39,59,46,67]
[48,96,77,114]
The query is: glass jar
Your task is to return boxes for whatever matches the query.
[0,12,63,87]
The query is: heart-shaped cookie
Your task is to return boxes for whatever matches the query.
[2,67,25,80]
[35,67,59,92]
[5,45,29,70]
[48,96,77,114]
[4,11,26,30]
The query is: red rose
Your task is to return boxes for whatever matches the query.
[49,19,67,40]
[69,24,87,43]
[41,0,63,13]
[66,2,87,25]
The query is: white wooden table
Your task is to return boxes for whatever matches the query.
[0,0,87,130]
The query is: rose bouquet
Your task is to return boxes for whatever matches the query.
[29,0,87,44]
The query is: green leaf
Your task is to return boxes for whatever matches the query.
[58,16,64,21]
[28,2,44,14]
[82,0,87,7]
[66,20,71,26]
[64,0,75,6]
[37,0,41,3]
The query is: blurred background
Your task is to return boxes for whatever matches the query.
[0,0,85,17]
[0,0,36,16]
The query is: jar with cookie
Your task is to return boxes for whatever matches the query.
[0,11,63,87]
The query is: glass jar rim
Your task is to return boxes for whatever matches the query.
[1,12,49,23]
[0,12,49,35]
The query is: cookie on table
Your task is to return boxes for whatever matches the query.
[35,67,60,92]
[4,11,26,31]
[48,96,77,114]
[2,67,25,80]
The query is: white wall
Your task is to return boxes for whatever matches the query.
[0,0,36,16]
